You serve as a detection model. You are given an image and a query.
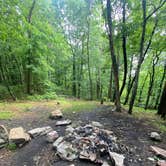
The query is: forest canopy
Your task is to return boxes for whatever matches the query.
[0,0,165,115]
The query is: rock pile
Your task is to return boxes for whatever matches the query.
[52,123,125,166]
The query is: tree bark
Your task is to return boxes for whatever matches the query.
[138,73,148,104]
[157,81,166,119]
[26,0,36,94]
[107,0,121,111]
[123,55,134,105]
[86,6,93,100]
[120,0,127,96]
[145,53,159,109]
[155,63,166,109]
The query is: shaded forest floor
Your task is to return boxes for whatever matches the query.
[0,99,166,166]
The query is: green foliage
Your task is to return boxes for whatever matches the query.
[27,92,57,101]
[0,111,13,120]
[6,143,17,151]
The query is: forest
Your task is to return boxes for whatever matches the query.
[0,0,165,115]
[0,0,166,166]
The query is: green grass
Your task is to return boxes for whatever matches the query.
[0,111,13,119]
[59,99,99,112]
[123,104,166,133]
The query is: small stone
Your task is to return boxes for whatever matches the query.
[102,161,111,166]
[46,131,59,143]
[56,120,72,126]
[147,157,155,162]
[53,137,64,148]
[79,150,97,162]
[150,132,161,141]
[49,110,63,119]
[28,126,53,137]
[91,121,103,127]
[66,126,75,134]
[109,151,125,166]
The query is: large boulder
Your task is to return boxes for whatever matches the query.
[9,127,31,145]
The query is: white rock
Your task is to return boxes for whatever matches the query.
[102,161,111,166]
[109,151,125,166]
[150,132,161,141]
[56,120,72,126]
[91,121,103,127]
[28,126,53,137]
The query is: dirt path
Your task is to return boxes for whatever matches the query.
[0,104,166,166]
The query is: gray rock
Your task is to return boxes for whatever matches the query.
[79,150,97,162]
[56,120,72,126]
[46,131,59,143]
[109,151,125,166]
[65,126,75,134]
[9,127,31,145]
[91,121,103,127]
[53,137,64,148]
[28,126,53,137]
[56,141,78,161]
[0,125,8,141]
[150,132,161,141]
[0,138,7,148]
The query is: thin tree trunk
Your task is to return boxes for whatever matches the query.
[145,53,159,109]
[108,67,113,101]
[26,0,36,94]
[107,0,121,111]
[124,55,134,105]
[138,73,148,104]
[86,8,93,100]
[155,63,166,109]
[129,1,159,114]
[157,81,166,119]
[120,0,127,96]
[72,53,77,97]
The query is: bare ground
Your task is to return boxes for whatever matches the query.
[0,102,166,166]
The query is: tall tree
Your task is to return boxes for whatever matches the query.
[106,0,121,111]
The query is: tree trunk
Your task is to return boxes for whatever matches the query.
[138,73,148,104]
[155,63,166,109]
[145,54,159,109]
[123,55,134,104]
[107,0,121,111]
[120,0,127,96]
[108,67,113,101]
[72,53,77,97]
[128,0,147,114]
[26,0,36,95]
[86,9,93,100]
[157,81,166,119]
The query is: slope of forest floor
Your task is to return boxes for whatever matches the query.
[0,99,166,166]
